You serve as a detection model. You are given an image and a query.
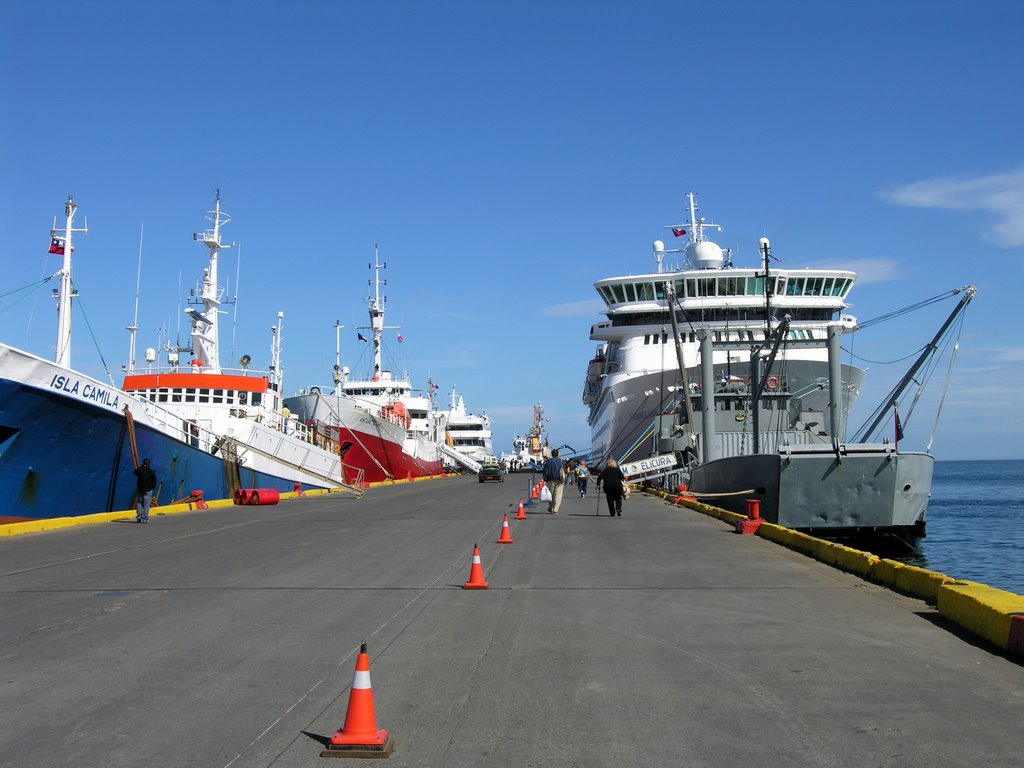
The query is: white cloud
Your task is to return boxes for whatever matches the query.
[879,168,1024,247]
[986,346,1024,363]
[812,257,908,285]
[539,299,606,318]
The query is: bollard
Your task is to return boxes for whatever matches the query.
[293,482,305,497]
[736,498,763,534]
[191,489,209,510]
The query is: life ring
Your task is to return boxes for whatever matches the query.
[766,375,780,390]
[310,386,321,394]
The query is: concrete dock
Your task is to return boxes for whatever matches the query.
[2,477,1022,767]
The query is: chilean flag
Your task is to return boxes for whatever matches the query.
[397,334,404,343]
[48,237,72,255]
[671,228,687,238]
[357,332,367,342]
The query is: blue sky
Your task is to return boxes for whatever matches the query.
[2,0,1022,461]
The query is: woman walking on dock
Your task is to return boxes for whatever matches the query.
[596,459,626,516]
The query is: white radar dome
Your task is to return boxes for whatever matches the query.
[687,241,724,269]
[653,239,665,253]
[145,347,157,363]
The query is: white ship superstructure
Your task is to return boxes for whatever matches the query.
[437,386,493,465]
[584,193,865,466]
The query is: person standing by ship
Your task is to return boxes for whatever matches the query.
[542,449,566,514]
[575,460,591,498]
[133,458,157,523]
[596,459,626,517]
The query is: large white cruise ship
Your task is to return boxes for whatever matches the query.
[583,193,866,467]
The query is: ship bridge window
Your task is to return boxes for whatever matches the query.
[157,391,168,403]
[635,282,655,301]
[198,388,210,404]
[610,284,626,303]
[213,389,224,404]
[623,283,637,302]
[654,282,667,300]
[171,389,182,403]
[721,277,744,296]
[746,276,764,296]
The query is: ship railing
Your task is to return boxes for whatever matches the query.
[131,364,274,378]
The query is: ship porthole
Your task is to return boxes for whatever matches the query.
[902,483,912,492]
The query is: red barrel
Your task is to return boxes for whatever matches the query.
[248,488,280,506]
[234,489,250,505]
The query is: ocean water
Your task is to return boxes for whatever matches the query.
[898,459,1024,596]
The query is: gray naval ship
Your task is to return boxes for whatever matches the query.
[583,193,975,549]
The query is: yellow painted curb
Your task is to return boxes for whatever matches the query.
[0,475,453,538]
[894,563,957,603]
[937,582,1024,651]
[0,496,228,537]
[870,558,903,587]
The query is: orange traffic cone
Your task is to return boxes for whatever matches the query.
[515,499,526,520]
[321,642,395,757]
[463,543,489,589]
[496,514,514,544]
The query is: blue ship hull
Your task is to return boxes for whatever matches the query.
[0,378,300,523]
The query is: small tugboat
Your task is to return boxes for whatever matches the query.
[284,249,443,483]
[0,194,359,523]
[501,402,549,470]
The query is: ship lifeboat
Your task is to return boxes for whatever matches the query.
[381,401,411,429]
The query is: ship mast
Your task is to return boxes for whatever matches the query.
[53,195,87,368]
[189,191,231,373]
[369,245,387,380]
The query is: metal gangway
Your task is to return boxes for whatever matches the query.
[437,442,483,474]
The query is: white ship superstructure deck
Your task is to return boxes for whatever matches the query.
[584,193,865,466]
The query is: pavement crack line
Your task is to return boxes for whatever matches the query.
[227,520,504,768]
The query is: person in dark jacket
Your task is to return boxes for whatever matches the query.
[133,458,157,523]
[541,449,566,514]
[596,458,627,517]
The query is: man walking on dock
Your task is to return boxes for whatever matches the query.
[133,458,156,523]
[542,449,566,514]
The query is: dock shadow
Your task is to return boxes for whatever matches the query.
[914,611,1024,666]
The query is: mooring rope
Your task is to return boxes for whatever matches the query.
[123,405,140,469]
[683,488,757,498]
